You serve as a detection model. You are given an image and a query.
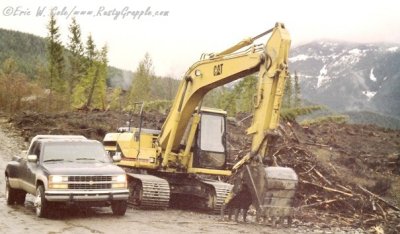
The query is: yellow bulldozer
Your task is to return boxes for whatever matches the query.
[104,22,298,222]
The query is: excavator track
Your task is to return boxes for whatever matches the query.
[127,173,170,209]
[202,180,233,213]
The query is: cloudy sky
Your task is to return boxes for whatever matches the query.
[1,0,399,77]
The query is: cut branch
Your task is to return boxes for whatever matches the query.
[300,180,353,197]
[298,199,338,209]
[358,185,400,211]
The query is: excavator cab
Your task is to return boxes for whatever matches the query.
[192,109,227,170]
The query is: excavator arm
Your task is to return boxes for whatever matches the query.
[158,23,291,170]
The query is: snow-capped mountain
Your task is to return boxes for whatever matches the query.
[289,41,400,118]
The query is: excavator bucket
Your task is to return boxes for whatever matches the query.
[259,167,298,224]
[222,164,298,225]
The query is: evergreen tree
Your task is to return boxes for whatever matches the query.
[46,11,65,94]
[294,71,301,107]
[109,87,122,111]
[72,34,97,108]
[236,75,257,113]
[72,37,108,110]
[209,75,257,116]
[129,53,153,103]
[85,34,96,68]
[216,87,237,115]
[67,17,84,95]
[85,44,107,109]
[34,63,49,88]
[283,74,293,108]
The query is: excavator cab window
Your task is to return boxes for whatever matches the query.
[193,112,227,169]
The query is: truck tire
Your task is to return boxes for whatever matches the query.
[5,176,17,205]
[35,185,50,218]
[15,190,26,205]
[111,200,127,216]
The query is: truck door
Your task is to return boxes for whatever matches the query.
[24,142,41,194]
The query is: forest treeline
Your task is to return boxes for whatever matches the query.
[0,13,305,119]
[0,13,180,113]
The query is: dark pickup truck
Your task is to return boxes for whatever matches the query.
[5,135,129,217]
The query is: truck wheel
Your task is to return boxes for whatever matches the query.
[15,190,26,205]
[5,176,17,205]
[35,185,50,218]
[111,200,127,216]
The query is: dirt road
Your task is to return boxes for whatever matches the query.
[0,117,363,234]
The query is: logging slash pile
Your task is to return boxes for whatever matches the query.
[228,116,400,232]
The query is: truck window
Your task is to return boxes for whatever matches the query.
[42,142,111,163]
[28,142,37,155]
[28,142,41,159]
[34,143,41,158]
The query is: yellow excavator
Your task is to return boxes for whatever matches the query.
[104,23,298,218]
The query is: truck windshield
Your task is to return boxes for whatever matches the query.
[42,142,110,163]
[200,114,225,153]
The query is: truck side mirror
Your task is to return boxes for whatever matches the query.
[27,154,38,162]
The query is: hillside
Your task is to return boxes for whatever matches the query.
[0,28,47,77]
[0,28,133,89]
[344,111,400,129]
[297,105,400,130]
[289,41,400,118]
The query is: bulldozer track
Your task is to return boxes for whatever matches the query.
[202,180,233,213]
[127,173,170,209]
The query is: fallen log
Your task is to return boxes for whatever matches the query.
[300,179,353,197]
[336,184,353,193]
[299,165,316,175]
[313,168,332,185]
[287,123,301,143]
[358,185,400,211]
[304,142,330,147]
[298,199,338,209]
[376,202,387,221]
[328,162,340,175]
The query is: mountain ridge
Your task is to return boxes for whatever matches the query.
[289,40,400,118]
